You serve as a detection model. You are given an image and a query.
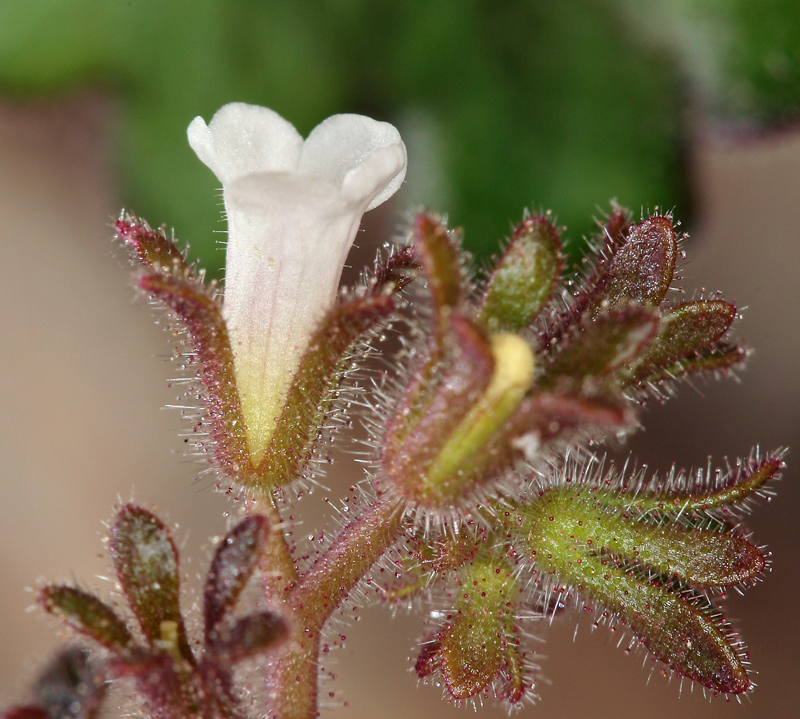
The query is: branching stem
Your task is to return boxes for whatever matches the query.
[270,497,404,719]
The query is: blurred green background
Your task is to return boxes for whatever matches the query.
[1,0,798,272]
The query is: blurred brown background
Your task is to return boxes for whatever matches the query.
[1,92,798,718]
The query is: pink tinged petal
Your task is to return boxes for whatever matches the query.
[187,102,303,184]
[298,113,407,208]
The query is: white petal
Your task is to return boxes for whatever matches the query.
[221,172,364,457]
[187,102,303,185]
[341,143,407,210]
[298,113,407,207]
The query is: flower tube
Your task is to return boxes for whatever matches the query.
[188,103,406,460]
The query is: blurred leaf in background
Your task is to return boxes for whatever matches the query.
[0,0,797,273]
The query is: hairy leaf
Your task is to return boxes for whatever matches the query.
[204,515,270,637]
[38,586,132,652]
[479,215,563,332]
[109,505,192,664]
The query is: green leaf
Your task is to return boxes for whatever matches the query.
[109,505,192,664]
[516,489,753,693]
[479,215,563,332]
[416,558,526,704]
[38,585,132,652]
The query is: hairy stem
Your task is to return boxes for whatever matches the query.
[270,498,404,719]
[254,496,300,601]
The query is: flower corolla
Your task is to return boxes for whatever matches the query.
[188,103,406,460]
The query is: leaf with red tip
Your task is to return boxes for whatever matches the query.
[623,300,737,385]
[479,215,563,332]
[116,216,192,278]
[207,611,289,661]
[255,292,396,488]
[542,306,659,386]
[382,314,495,504]
[372,244,420,293]
[518,491,753,694]
[590,215,678,313]
[109,505,192,664]
[419,559,527,704]
[138,273,251,484]
[204,515,270,637]
[38,586,133,652]
[414,213,463,343]
[612,451,784,518]
[651,343,747,383]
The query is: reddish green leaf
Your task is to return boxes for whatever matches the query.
[591,215,678,312]
[138,273,251,486]
[479,215,563,332]
[649,343,747,384]
[207,611,289,661]
[414,213,464,343]
[254,292,396,489]
[382,314,495,504]
[38,585,132,652]
[543,306,659,385]
[416,559,527,704]
[624,300,737,385]
[204,515,270,637]
[109,505,192,664]
[116,216,193,278]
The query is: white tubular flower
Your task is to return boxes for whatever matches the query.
[188,103,407,460]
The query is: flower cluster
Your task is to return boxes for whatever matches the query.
[3,103,782,719]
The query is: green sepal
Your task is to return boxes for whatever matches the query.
[38,586,133,653]
[254,292,397,489]
[478,215,563,332]
[109,505,193,665]
[251,248,417,490]
[204,515,270,638]
[416,558,526,704]
[623,300,737,385]
[602,452,783,520]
